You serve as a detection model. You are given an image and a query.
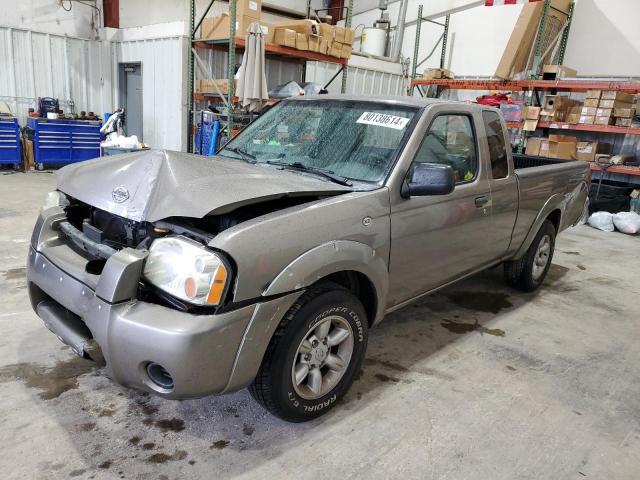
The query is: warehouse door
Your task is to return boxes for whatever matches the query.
[120,63,143,141]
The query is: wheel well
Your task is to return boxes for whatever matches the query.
[320,271,377,326]
[547,209,561,233]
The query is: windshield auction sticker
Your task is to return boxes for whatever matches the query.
[356,112,410,130]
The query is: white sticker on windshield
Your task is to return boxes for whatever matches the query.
[356,112,410,130]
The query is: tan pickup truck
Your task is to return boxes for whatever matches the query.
[28,96,589,421]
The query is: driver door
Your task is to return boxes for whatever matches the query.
[387,110,496,307]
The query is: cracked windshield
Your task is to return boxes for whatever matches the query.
[219,100,418,183]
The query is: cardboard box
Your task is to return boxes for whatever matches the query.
[495,0,571,79]
[615,117,633,127]
[596,108,613,118]
[599,99,634,109]
[295,33,309,51]
[423,68,454,80]
[339,43,352,59]
[196,79,236,95]
[333,26,346,43]
[319,37,330,54]
[541,95,580,121]
[523,106,541,119]
[614,107,635,118]
[585,89,602,99]
[525,137,547,156]
[579,115,595,124]
[542,64,577,80]
[237,0,261,19]
[581,107,597,116]
[272,19,319,35]
[329,41,342,57]
[548,134,577,160]
[600,91,635,102]
[274,28,297,48]
[523,119,539,131]
[584,98,599,108]
[595,115,613,126]
[318,22,334,39]
[564,106,582,124]
[308,34,321,52]
[344,27,355,45]
[576,141,610,162]
[200,14,267,39]
[594,154,611,164]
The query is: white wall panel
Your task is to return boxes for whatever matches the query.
[305,60,405,96]
[113,36,188,151]
[0,27,109,125]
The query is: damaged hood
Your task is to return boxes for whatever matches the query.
[56,150,352,222]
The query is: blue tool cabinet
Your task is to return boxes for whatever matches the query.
[27,118,102,168]
[0,117,21,168]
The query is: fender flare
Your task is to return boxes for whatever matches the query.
[512,194,565,259]
[263,240,388,325]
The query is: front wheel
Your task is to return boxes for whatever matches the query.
[504,220,556,292]
[249,283,368,422]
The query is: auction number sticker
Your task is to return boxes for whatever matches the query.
[357,112,410,130]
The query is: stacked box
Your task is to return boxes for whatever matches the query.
[271,20,354,59]
[540,95,580,122]
[598,91,635,126]
[580,90,600,124]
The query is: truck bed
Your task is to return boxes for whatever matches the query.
[509,153,590,256]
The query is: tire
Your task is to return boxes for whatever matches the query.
[249,282,368,422]
[504,220,556,292]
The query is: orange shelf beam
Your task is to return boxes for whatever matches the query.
[506,121,640,135]
[590,163,640,177]
[411,78,640,93]
[194,37,348,66]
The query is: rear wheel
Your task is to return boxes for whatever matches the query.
[504,220,556,292]
[249,282,368,422]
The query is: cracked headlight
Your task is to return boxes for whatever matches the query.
[143,236,229,306]
[42,190,70,211]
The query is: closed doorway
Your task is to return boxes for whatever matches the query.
[119,63,143,140]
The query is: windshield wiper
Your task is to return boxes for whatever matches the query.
[266,161,353,187]
[222,147,257,163]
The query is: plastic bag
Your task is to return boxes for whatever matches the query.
[587,211,614,232]
[613,211,640,234]
[268,81,304,99]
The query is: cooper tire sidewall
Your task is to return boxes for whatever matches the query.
[273,290,368,420]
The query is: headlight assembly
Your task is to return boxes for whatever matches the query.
[143,236,229,306]
[42,190,70,211]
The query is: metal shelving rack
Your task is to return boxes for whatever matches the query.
[188,0,353,153]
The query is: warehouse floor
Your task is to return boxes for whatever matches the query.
[1,172,639,480]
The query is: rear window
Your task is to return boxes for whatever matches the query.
[483,111,509,179]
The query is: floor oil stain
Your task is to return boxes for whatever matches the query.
[142,442,155,450]
[374,373,400,383]
[146,450,187,464]
[440,319,505,337]
[546,264,570,282]
[577,265,587,271]
[78,422,97,432]
[129,436,141,445]
[364,358,408,372]
[242,424,254,436]
[155,418,185,432]
[211,440,229,450]
[562,251,581,256]
[98,460,112,469]
[3,267,26,281]
[0,356,98,400]
[443,291,512,314]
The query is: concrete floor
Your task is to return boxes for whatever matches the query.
[1,171,639,480]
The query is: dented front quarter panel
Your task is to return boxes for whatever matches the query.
[208,188,391,321]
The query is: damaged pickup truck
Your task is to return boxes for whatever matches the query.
[27,96,589,422]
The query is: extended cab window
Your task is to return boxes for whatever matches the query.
[483,111,509,179]
[411,114,477,184]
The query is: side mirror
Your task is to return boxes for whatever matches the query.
[401,163,455,198]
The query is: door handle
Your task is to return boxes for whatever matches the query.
[475,196,490,208]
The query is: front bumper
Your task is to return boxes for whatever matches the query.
[27,207,300,399]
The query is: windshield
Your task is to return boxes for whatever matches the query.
[219,99,419,183]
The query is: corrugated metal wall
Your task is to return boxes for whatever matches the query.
[305,61,406,96]
[0,27,111,125]
[113,37,188,151]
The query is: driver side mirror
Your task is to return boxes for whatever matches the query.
[401,163,455,198]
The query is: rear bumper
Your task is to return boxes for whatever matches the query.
[27,208,300,399]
